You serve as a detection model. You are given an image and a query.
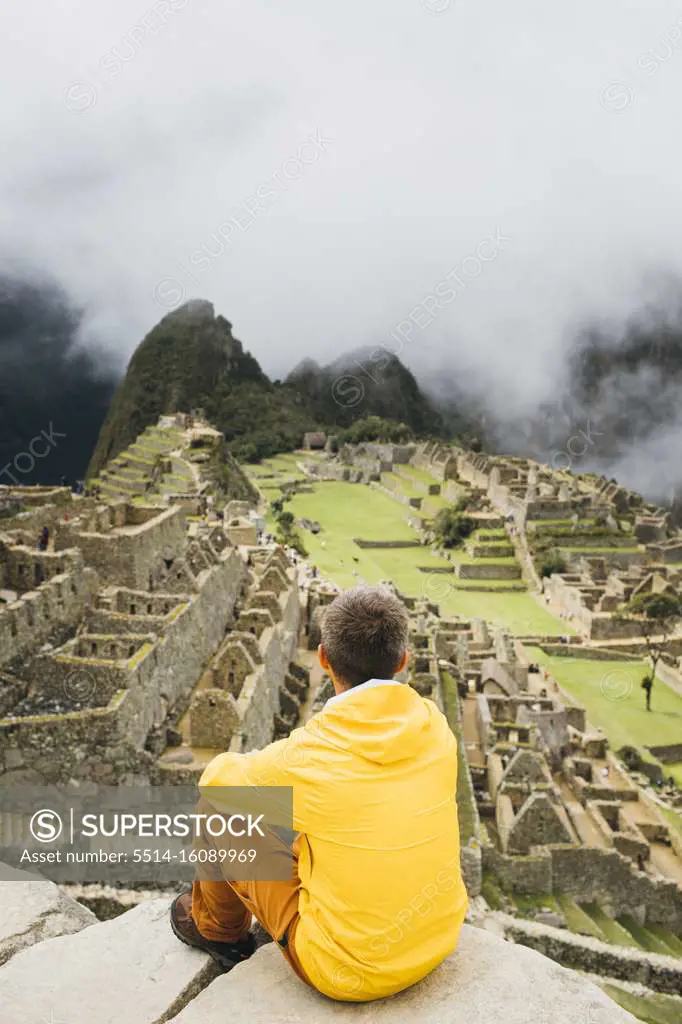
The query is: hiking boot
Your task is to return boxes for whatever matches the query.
[169,892,256,971]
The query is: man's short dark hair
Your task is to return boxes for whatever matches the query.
[321,586,409,687]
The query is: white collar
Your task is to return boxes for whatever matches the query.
[325,678,403,708]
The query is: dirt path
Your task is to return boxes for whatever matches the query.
[461,695,486,768]
[558,780,607,848]
[511,523,542,594]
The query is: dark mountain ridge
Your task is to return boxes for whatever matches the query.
[88,302,445,477]
[7,278,682,506]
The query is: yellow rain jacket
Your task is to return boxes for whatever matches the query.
[199,680,468,1001]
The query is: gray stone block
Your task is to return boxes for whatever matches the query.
[0,898,216,1024]
[168,923,636,1023]
[0,868,96,966]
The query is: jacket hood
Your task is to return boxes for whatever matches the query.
[311,681,436,765]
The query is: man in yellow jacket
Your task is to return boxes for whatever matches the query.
[170,585,468,1001]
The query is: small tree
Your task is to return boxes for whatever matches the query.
[277,510,295,533]
[624,591,682,707]
[433,501,475,549]
[273,508,308,557]
[538,548,568,579]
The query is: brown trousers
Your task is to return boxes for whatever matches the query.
[191,811,311,986]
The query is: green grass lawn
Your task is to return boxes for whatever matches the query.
[284,484,569,634]
[526,648,682,778]
[432,589,574,636]
[512,892,562,915]
[557,545,641,554]
[555,893,605,938]
[529,518,596,528]
[246,451,311,477]
[603,984,682,1024]
[247,465,572,637]
[382,471,419,497]
[659,803,682,843]
[441,672,477,843]
[395,464,441,486]
[580,903,640,947]
[280,481,417,540]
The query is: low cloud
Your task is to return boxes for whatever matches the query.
[3,1,682,495]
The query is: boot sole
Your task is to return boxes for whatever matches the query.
[169,895,250,972]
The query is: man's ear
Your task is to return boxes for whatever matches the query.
[396,649,409,674]
[318,644,330,671]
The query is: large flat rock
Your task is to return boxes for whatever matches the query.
[0,898,216,1024]
[169,924,637,1024]
[0,868,96,966]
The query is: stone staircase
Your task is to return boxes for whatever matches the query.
[93,425,193,503]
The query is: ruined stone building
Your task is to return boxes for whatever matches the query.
[0,416,309,787]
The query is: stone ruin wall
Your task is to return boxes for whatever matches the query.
[483,841,682,933]
[56,504,187,590]
[0,418,314,799]
[84,590,189,636]
[232,580,301,752]
[0,547,247,784]
[458,563,522,580]
[0,548,97,670]
[502,915,682,996]
[543,574,650,640]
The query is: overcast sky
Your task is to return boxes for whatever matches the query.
[2,0,682,417]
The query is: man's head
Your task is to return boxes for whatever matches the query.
[319,585,409,690]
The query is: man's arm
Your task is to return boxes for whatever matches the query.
[199,726,310,830]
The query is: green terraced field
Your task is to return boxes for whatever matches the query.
[603,984,682,1024]
[580,902,640,947]
[618,915,682,956]
[431,588,575,636]
[395,464,442,485]
[512,892,562,915]
[509,890,682,958]
[441,672,478,844]
[525,648,682,773]
[659,804,682,843]
[247,468,571,636]
[380,471,448,512]
[556,545,641,554]
[554,893,605,938]
[244,456,580,636]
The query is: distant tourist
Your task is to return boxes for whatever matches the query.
[37,526,49,551]
[170,586,467,1001]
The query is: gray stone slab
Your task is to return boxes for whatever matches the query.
[169,924,637,1024]
[0,898,216,1024]
[0,868,96,966]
